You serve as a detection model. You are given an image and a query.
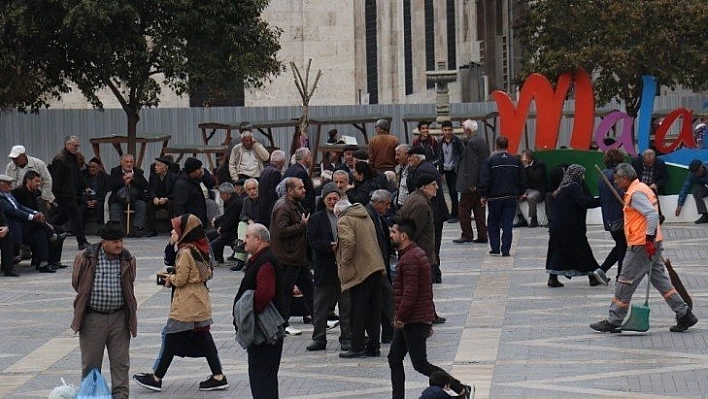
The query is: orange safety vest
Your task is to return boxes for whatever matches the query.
[623,179,662,246]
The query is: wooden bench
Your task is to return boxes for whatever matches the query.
[162,145,230,170]
[90,134,172,168]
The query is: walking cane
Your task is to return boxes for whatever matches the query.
[593,164,692,308]
[125,183,131,235]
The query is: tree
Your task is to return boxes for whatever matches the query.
[290,59,322,155]
[514,0,708,115]
[0,0,282,155]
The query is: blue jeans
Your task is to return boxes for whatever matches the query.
[487,197,517,255]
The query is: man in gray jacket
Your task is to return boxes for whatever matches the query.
[454,119,490,244]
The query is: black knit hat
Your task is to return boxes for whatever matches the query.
[416,174,436,188]
[183,157,203,174]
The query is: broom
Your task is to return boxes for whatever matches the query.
[593,164,693,308]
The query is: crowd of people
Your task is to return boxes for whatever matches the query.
[2,119,704,397]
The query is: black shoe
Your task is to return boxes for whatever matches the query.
[590,319,621,333]
[659,214,666,224]
[52,263,69,269]
[447,217,459,224]
[513,219,528,227]
[78,241,90,251]
[3,270,20,277]
[433,315,446,324]
[489,250,500,255]
[670,310,698,332]
[529,217,539,228]
[198,375,229,391]
[472,238,488,243]
[133,373,162,392]
[502,252,510,257]
[695,214,708,224]
[366,348,381,357]
[588,275,601,286]
[433,276,442,284]
[339,350,367,358]
[229,260,245,271]
[128,227,145,238]
[38,265,56,273]
[547,276,563,287]
[303,315,313,324]
[146,230,158,237]
[340,342,351,351]
[452,237,473,244]
[306,341,327,351]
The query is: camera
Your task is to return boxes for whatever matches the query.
[156,266,175,285]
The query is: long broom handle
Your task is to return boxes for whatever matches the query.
[593,164,651,305]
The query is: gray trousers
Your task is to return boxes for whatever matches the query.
[79,308,131,399]
[312,280,342,344]
[608,242,689,325]
[517,189,543,219]
[692,184,708,214]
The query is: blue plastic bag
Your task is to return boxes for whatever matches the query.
[76,368,111,399]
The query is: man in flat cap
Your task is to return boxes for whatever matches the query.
[145,157,177,237]
[72,220,138,399]
[6,145,55,211]
[675,159,708,224]
[369,119,399,173]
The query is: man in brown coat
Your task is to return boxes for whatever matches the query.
[335,198,386,358]
[270,177,314,335]
[71,221,138,399]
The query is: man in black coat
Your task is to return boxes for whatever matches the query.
[406,147,449,284]
[145,157,177,236]
[479,137,526,257]
[283,147,316,214]
[514,150,548,228]
[81,157,109,229]
[107,154,149,237]
[258,150,286,228]
[632,148,669,222]
[50,135,90,250]
[208,182,243,263]
[172,157,208,228]
[365,189,395,344]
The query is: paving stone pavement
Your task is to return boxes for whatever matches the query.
[0,223,706,398]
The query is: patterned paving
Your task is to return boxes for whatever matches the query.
[0,222,706,398]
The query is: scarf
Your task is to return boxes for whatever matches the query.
[171,214,211,281]
[557,164,585,192]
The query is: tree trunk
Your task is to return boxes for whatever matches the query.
[126,109,140,157]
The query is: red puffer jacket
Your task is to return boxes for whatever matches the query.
[393,243,435,324]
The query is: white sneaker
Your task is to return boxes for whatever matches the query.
[285,326,302,336]
[326,320,340,329]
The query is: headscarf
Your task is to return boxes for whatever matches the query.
[557,164,586,192]
[171,214,211,280]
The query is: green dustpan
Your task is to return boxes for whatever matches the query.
[620,300,650,332]
[619,260,652,332]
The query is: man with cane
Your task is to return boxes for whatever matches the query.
[590,163,697,333]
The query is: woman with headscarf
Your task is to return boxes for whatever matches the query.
[545,164,602,287]
[133,214,228,392]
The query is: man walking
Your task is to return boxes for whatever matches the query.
[71,220,138,399]
[591,163,697,333]
[455,119,490,244]
[258,149,286,228]
[479,137,525,257]
[388,218,472,399]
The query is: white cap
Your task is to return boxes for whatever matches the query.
[8,145,25,158]
[0,174,15,183]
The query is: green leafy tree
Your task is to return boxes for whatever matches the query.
[1,0,282,154]
[515,0,708,115]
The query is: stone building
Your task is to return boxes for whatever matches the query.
[51,0,522,108]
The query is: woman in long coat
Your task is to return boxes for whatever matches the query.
[545,164,602,287]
